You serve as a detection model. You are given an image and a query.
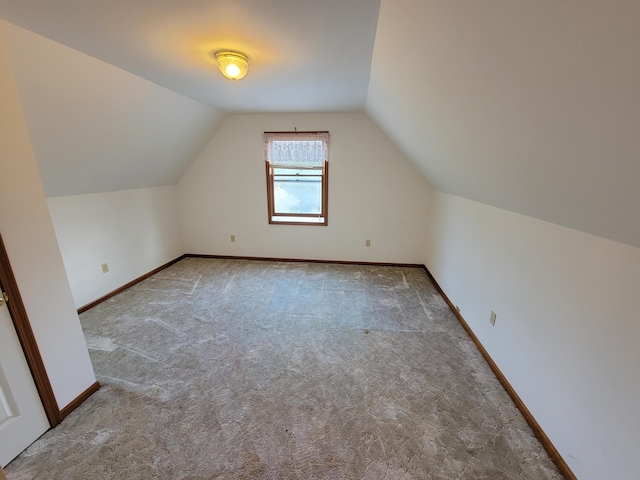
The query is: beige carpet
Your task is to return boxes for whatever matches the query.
[6,258,563,479]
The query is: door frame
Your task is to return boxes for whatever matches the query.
[0,233,60,427]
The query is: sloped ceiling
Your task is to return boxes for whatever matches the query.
[1,20,226,197]
[366,0,640,247]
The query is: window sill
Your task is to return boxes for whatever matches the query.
[270,216,326,225]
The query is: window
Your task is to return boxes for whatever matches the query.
[264,131,329,225]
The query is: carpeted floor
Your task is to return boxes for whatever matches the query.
[6,258,564,479]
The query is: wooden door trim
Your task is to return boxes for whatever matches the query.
[0,234,60,427]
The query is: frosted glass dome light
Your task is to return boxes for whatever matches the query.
[215,51,249,80]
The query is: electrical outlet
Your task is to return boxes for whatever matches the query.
[230,235,236,242]
[101,263,109,273]
[490,310,497,326]
[365,240,371,247]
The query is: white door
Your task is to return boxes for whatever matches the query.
[0,296,49,467]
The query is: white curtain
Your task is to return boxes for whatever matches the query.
[264,132,329,167]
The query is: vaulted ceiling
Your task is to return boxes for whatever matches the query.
[367,0,640,248]
[1,0,639,247]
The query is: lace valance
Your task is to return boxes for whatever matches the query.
[264,131,330,167]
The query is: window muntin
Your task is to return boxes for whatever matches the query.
[264,132,329,225]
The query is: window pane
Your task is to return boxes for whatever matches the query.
[273,170,322,214]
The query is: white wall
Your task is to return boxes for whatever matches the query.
[0,23,96,409]
[178,113,432,263]
[426,191,640,480]
[47,187,183,309]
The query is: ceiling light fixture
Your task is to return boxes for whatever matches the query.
[215,51,249,80]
